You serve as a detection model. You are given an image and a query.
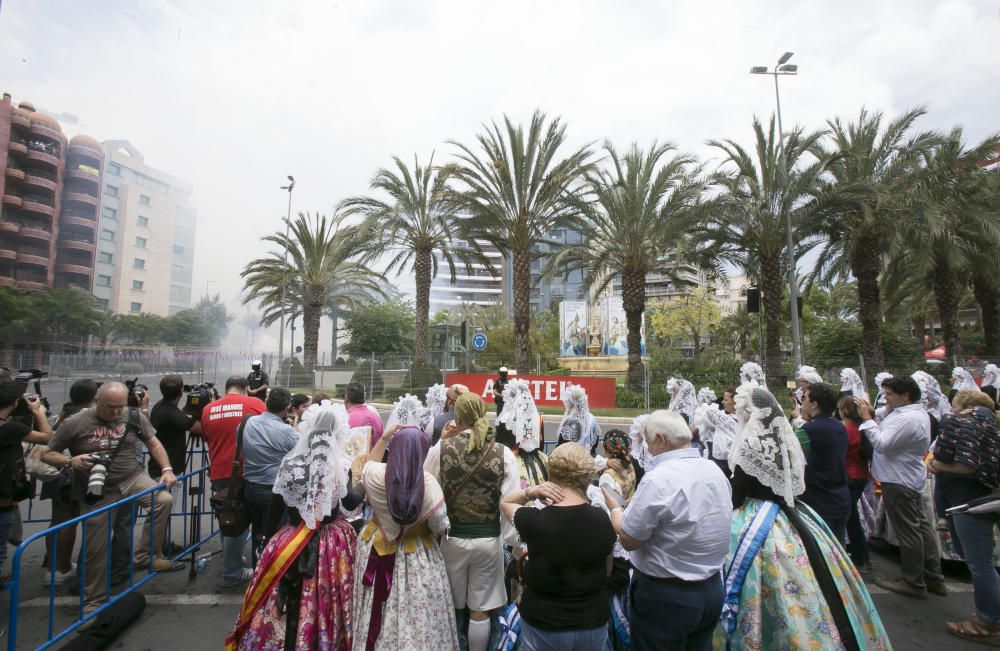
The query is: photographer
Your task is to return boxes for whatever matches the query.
[150,375,201,478]
[247,360,269,401]
[42,382,182,620]
[0,380,52,577]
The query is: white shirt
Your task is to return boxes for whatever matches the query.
[860,403,930,492]
[622,447,732,581]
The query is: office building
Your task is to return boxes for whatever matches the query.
[93,140,196,316]
[427,240,505,314]
[0,94,105,291]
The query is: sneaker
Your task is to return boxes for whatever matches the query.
[149,558,185,573]
[875,577,927,599]
[41,568,75,587]
[927,582,949,597]
[221,568,253,588]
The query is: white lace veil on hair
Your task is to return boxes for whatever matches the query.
[385,393,431,433]
[729,382,806,506]
[739,361,766,386]
[873,372,893,407]
[557,384,595,444]
[951,367,981,393]
[424,384,448,433]
[497,379,541,452]
[839,368,869,402]
[667,377,697,421]
[273,403,347,529]
[982,364,1000,389]
[697,387,717,405]
[796,365,823,385]
[911,371,948,421]
[627,414,651,470]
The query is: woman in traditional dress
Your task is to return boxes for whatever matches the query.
[714,382,891,651]
[739,361,765,386]
[840,368,870,403]
[227,405,360,651]
[666,377,698,425]
[496,379,549,489]
[352,425,459,651]
[873,372,893,410]
[556,384,602,454]
[980,363,1000,404]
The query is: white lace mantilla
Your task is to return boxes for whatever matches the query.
[497,379,541,452]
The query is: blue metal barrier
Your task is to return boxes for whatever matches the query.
[7,460,219,651]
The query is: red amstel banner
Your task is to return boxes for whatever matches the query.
[444,373,617,408]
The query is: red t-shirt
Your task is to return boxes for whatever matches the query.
[200,394,266,481]
[844,421,871,481]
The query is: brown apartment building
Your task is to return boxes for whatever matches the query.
[0,93,105,291]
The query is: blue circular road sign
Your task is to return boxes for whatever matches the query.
[472,332,488,351]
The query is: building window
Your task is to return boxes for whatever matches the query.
[172,244,184,255]
[135,236,147,248]
[130,302,142,313]
[134,258,145,270]
[139,194,151,206]
[98,252,113,264]
[96,275,111,287]
[132,280,144,291]
[107,162,121,176]
[105,184,119,197]
[100,229,115,242]
[101,206,117,221]
[95,298,109,310]
[137,216,149,227]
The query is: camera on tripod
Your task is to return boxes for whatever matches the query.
[124,377,149,408]
[10,368,49,427]
[183,382,218,421]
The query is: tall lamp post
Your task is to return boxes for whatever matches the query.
[751,51,804,370]
[278,175,295,383]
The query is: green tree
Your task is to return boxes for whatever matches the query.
[241,213,383,371]
[341,300,416,356]
[0,287,107,344]
[692,117,828,384]
[340,154,481,363]
[648,287,722,358]
[806,107,939,369]
[111,313,168,344]
[714,305,758,359]
[545,141,705,389]
[450,110,594,371]
[191,294,233,346]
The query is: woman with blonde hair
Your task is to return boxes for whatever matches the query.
[499,443,615,650]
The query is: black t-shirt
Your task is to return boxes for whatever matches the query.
[248,371,269,391]
[514,504,616,631]
[0,420,30,502]
[150,400,194,476]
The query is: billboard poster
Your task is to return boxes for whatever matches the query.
[599,296,645,356]
[559,300,588,356]
[445,373,617,408]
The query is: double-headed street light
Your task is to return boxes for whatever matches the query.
[278,176,295,382]
[751,51,804,371]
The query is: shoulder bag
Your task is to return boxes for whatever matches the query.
[210,414,252,537]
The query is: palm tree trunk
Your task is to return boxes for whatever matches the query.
[851,236,885,369]
[303,285,323,372]
[414,248,432,363]
[973,273,1000,358]
[759,254,783,387]
[512,248,531,371]
[330,305,339,363]
[931,250,962,357]
[622,270,646,391]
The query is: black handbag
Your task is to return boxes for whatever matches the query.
[210,415,252,537]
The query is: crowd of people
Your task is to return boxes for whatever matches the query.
[0,358,996,648]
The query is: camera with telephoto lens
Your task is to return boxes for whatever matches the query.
[183,382,218,421]
[124,377,148,408]
[10,368,49,428]
[85,453,113,504]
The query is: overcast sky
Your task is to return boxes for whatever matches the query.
[1,0,998,354]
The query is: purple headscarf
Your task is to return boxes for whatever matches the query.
[386,426,430,527]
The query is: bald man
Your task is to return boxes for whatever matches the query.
[43,382,181,618]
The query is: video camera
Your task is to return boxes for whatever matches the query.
[183,382,218,421]
[10,368,49,427]
[124,377,149,408]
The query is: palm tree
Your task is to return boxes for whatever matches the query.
[449,110,594,371]
[544,141,705,389]
[805,107,939,369]
[888,130,1000,357]
[240,213,383,372]
[692,117,828,380]
[339,154,479,363]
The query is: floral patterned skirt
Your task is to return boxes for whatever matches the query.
[713,499,892,651]
[235,519,357,651]
[351,532,459,651]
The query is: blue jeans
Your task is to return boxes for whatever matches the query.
[952,512,1000,626]
[520,621,607,651]
[211,479,249,584]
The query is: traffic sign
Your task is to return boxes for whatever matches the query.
[472,332,488,351]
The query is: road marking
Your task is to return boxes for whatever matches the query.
[19,594,245,608]
[866,582,972,594]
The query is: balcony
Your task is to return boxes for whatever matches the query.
[65,166,100,184]
[11,112,30,129]
[0,220,18,234]
[5,167,25,182]
[64,191,99,208]
[55,262,91,276]
[59,237,95,254]
[2,193,22,209]
[68,141,103,163]
[25,148,60,169]
[8,141,27,156]
[0,248,14,261]
[20,227,53,244]
[0,276,13,288]
[23,173,58,193]
[17,249,49,267]
[21,198,55,218]
[15,280,46,291]
[61,214,96,229]
[30,122,64,143]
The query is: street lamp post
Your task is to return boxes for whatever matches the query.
[750,52,804,371]
[278,176,295,384]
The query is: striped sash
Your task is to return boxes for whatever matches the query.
[721,500,780,643]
